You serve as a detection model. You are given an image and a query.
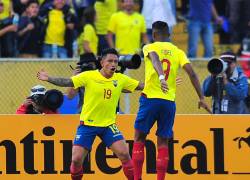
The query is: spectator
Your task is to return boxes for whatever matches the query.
[72,0,91,21]
[77,7,98,56]
[142,0,176,42]
[187,0,223,58]
[0,1,17,38]
[40,0,75,58]
[214,0,231,44]
[17,0,43,57]
[107,0,148,55]
[203,52,249,114]
[16,85,60,114]
[0,1,18,57]
[227,0,250,43]
[94,0,117,55]
[0,0,12,19]
[13,0,29,15]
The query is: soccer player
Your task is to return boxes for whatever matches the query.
[37,48,143,180]
[132,21,211,180]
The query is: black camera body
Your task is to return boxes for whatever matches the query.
[78,53,98,72]
[78,62,97,72]
[30,89,64,112]
[207,58,229,75]
[78,52,142,73]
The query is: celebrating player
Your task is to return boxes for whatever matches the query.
[37,48,144,180]
[132,21,211,180]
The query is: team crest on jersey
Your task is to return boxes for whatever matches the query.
[112,80,118,87]
[161,50,172,56]
[134,20,139,25]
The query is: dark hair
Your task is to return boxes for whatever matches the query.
[25,0,39,9]
[101,48,119,59]
[152,21,170,36]
[83,6,96,27]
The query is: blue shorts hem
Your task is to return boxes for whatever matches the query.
[73,143,92,151]
[105,135,124,148]
[134,124,149,135]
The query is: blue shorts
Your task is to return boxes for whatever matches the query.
[134,95,176,138]
[73,123,124,150]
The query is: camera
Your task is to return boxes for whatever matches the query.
[78,62,96,72]
[78,53,98,72]
[118,54,141,73]
[30,89,64,112]
[78,53,142,73]
[207,58,228,75]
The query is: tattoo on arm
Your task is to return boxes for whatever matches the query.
[48,77,74,87]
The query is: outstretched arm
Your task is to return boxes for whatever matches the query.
[183,64,212,114]
[37,69,74,87]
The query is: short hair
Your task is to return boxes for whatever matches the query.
[101,48,119,59]
[25,0,39,9]
[83,6,96,25]
[220,51,237,62]
[152,21,170,35]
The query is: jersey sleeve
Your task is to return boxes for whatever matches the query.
[143,44,154,58]
[107,13,117,33]
[178,49,190,67]
[121,74,139,92]
[83,24,93,42]
[71,72,89,89]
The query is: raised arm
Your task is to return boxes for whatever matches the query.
[37,69,74,87]
[148,51,168,93]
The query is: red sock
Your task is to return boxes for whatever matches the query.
[70,162,83,180]
[156,147,169,180]
[122,159,134,180]
[132,142,145,180]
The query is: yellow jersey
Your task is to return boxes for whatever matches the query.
[0,0,11,20]
[108,11,146,54]
[95,0,117,35]
[77,24,98,55]
[45,9,66,46]
[142,42,190,101]
[71,70,139,127]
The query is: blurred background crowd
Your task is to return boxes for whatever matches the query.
[1,0,250,59]
[1,0,250,114]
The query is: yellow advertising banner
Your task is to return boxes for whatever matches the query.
[0,115,249,180]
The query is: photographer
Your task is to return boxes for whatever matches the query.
[203,52,249,114]
[16,85,63,114]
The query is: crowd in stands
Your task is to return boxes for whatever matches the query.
[1,0,250,59]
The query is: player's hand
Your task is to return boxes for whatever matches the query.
[160,79,168,93]
[198,98,212,114]
[37,69,49,81]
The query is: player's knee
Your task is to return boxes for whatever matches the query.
[71,154,83,166]
[117,150,131,161]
